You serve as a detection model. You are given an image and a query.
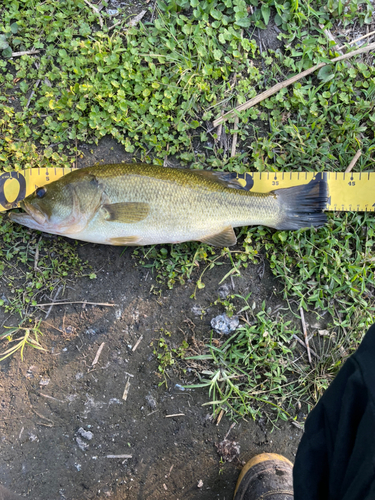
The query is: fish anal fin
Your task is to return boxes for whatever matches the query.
[108,236,140,246]
[103,202,150,223]
[199,226,237,247]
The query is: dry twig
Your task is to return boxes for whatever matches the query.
[36,300,117,307]
[224,422,236,439]
[165,413,185,418]
[25,79,41,110]
[32,409,54,426]
[132,335,143,352]
[106,454,132,459]
[345,150,362,173]
[292,334,319,359]
[300,308,312,364]
[40,393,65,403]
[213,42,375,127]
[337,30,375,50]
[11,50,40,57]
[33,237,41,271]
[92,342,105,366]
[122,377,131,401]
[216,408,225,426]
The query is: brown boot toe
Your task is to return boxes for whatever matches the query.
[233,453,294,500]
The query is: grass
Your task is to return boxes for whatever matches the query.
[150,329,189,387]
[1,0,375,422]
[182,299,362,424]
[187,306,299,422]
[0,215,91,317]
[0,319,45,361]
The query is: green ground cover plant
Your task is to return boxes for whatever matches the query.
[1,0,375,422]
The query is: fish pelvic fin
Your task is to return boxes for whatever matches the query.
[199,226,237,247]
[274,173,328,230]
[107,236,141,245]
[103,202,150,223]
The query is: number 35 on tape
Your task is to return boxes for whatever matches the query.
[0,168,374,213]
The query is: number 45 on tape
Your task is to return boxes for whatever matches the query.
[0,168,374,213]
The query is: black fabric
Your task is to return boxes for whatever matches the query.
[293,323,375,500]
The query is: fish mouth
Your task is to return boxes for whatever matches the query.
[9,201,48,230]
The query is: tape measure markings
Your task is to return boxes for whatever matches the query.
[1,168,375,213]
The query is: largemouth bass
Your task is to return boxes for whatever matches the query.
[9,163,328,247]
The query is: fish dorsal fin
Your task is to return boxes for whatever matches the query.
[199,226,237,247]
[190,170,253,191]
[108,236,140,246]
[103,202,150,223]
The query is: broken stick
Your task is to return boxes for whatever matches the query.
[345,150,362,173]
[132,335,143,352]
[92,342,105,366]
[12,50,40,57]
[36,300,117,307]
[300,308,312,364]
[122,378,131,401]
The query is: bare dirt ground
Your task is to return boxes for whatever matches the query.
[0,137,303,500]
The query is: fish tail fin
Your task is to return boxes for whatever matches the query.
[274,173,328,230]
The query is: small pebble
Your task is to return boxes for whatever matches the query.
[39,377,50,386]
[211,314,239,335]
[145,394,157,410]
[77,427,93,441]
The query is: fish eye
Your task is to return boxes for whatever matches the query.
[36,187,46,198]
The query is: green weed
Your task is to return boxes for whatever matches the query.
[0,214,89,318]
[151,330,189,387]
[0,319,45,361]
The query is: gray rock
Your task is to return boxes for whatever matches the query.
[218,284,232,299]
[145,394,157,410]
[211,314,239,335]
[77,427,93,441]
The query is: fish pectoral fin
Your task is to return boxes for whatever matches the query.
[103,202,150,223]
[108,236,141,246]
[199,226,237,247]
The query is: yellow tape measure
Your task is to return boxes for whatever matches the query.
[0,168,374,213]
